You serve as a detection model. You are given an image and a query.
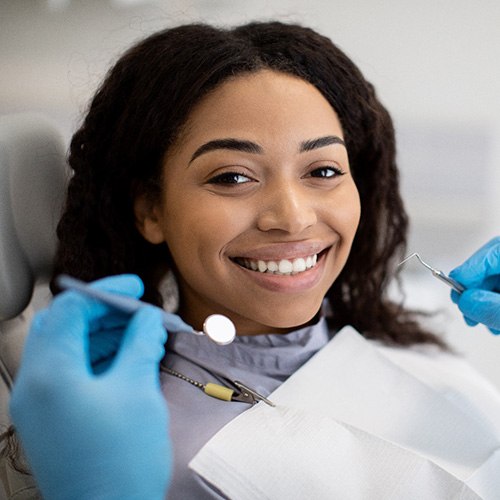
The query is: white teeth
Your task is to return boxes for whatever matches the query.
[278,259,293,274]
[267,261,279,272]
[293,258,306,273]
[238,253,319,275]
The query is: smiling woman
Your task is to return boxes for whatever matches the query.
[134,70,360,334]
[54,22,429,347]
[4,20,500,500]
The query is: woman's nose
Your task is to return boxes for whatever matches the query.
[256,184,318,234]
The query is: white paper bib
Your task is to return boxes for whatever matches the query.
[189,327,500,499]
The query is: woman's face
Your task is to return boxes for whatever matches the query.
[137,70,361,334]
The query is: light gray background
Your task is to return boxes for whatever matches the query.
[1,0,499,387]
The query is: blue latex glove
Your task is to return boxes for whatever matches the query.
[9,275,172,500]
[449,237,500,335]
[85,275,145,373]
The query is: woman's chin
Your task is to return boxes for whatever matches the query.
[234,306,322,335]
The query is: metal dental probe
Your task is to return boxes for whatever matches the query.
[398,253,466,294]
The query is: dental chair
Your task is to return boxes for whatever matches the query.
[0,113,68,498]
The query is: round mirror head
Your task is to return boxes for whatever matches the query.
[203,314,236,345]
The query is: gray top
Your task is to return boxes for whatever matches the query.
[160,316,333,499]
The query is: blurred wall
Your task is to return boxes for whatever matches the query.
[1,0,499,386]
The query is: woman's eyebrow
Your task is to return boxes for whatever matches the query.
[189,138,263,164]
[299,135,346,152]
[189,135,346,164]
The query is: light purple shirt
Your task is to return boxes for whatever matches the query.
[161,316,332,499]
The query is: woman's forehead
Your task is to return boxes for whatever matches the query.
[174,70,344,155]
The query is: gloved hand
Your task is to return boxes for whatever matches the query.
[9,274,172,500]
[84,275,145,373]
[449,237,500,335]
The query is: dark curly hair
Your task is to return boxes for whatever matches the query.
[51,21,443,347]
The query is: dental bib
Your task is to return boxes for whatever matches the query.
[189,327,500,499]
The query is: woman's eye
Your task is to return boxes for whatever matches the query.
[208,172,253,185]
[309,166,345,178]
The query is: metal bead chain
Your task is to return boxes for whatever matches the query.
[160,365,206,390]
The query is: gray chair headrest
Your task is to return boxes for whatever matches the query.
[0,114,68,320]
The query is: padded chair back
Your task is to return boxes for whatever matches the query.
[0,113,68,321]
[0,114,68,499]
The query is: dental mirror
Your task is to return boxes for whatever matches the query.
[203,314,236,345]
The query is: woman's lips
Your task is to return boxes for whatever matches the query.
[230,241,328,261]
[230,248,330,293]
